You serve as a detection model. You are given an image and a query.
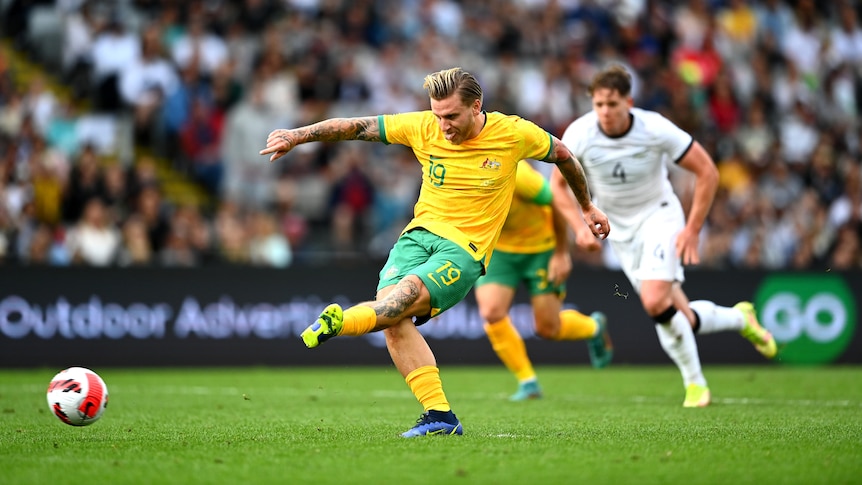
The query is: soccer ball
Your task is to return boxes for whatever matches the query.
[46,367,109,426]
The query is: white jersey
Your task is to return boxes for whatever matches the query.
[562,107,693,242]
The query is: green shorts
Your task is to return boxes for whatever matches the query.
[378,228,484,323]
[475,248,564,296]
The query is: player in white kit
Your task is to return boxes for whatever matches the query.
[558,65,777,407]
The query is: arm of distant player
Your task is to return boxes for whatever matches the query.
[259,117,382,162]
[676,141,719,265]
[543,136,610,240]
[547,198,573,287]
[550,167,602,252]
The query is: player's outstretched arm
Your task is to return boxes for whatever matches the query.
[545,136,610,240]
[547,200,573,286]
[259,116,382,162]
[676,141,719,265]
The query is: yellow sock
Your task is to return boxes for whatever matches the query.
[340,306,377,336]
[405,366,451,412]
[484,317,536,382]
[553,309,598,341]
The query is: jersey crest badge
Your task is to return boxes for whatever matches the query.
[480,158,501,170]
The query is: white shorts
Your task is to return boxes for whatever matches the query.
[608,201,685,294]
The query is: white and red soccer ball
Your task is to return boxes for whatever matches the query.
[46,367,109,426]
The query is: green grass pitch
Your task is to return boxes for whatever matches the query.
[2,365,860,485]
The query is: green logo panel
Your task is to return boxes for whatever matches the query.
[754,274,856,364]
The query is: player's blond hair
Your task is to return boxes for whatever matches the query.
[588,64,632,97]
[423,67,483,106]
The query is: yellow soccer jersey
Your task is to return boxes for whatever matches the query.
[379,110,553,267]
[494,162,555,254]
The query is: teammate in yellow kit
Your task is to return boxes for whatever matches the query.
[260,67,610,437]
[476,162,613,401]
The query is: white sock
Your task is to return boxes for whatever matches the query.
[690,300,744,334]
[655,310,707,388]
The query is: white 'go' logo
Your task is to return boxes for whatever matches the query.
[760,292,847,343]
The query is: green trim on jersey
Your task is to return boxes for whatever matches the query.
[541,132,553,161]
[378,114,389,144]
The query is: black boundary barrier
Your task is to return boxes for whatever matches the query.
[1,266,859,367]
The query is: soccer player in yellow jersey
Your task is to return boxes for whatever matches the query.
[476,162,613,401]
[260,67,610,437]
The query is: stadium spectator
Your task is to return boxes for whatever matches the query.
[778,99,820,168]
[247,209,292,267]
[254,31,301,119]
[806,141,844,206]
[221,78,284,209]
[59,0,101,101]
[170,16,228,77]
[160,62,209,162]
[89,15,140,112]
[780,1,825,82]
[101,162,130,222]
[116,214,153,266]
[132,183,170,254]
[187,205,217,265]
[160,219,198,266]
[213,199,249,264]
[734,98,774,167]
[120,23,180,147]
[755,0,795,47]
[65,196,121,266]
[179,97,224,195]
[22,76,57,137]
[830,224,862,269]
[327,144,375,254]
[830,2,862,65]
[269,177,310,255]
[0,92,25,137]
[29,140,66,226]
[62,144,104,223]
[24,222,67,265]
[707,70,741,134]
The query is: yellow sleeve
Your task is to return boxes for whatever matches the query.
[513,116,554,162]
[379,112,429,146]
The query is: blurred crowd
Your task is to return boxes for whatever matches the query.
[0,0,860,269]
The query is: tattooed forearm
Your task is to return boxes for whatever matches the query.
[374,279,421,318]
[546,137,591,207]
[547,138,593,209]
[293,117,381,144]
[556,157,591,208]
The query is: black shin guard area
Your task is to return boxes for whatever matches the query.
[652,306,677,324]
